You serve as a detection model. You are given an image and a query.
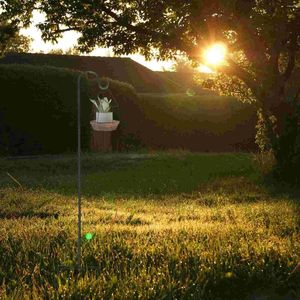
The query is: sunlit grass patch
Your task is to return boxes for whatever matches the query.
[0,152,299,299]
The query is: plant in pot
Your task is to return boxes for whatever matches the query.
[90,96,113,123]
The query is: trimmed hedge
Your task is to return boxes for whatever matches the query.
[0,64,91,155]
[136,94,257,151]
[0,64,257,155]
[93,77,144,151]
[0,64,142,155]
[0,53,182,93]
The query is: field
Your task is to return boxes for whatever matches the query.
[0,152,299,299]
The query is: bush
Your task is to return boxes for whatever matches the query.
[136,94,257,151]
[272,111,300,184]
[0,64,258,155]
[254,102,300,185]
[0,64,143,155]
[0,64,92,155]
[252,151,276,177]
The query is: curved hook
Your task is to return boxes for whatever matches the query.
[84,71,99,81]
[98,78,110,91]
[82,71,110,91]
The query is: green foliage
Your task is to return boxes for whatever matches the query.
[117,133,145,152]
[0,153,299,299]
[2,33,32,54]
[253,104,300,185]
[0,64,143,155]
[137,93,257,151]
[171,56,195,73]
[4,0,298,64]
[252,109,277,177]
[2,1,299,149]
[273,110,300,184]
[0,64,257,154]
[0,64,91,155]
[90,96,112,112]
[0,52,182,94]
[0,152,256,195]
[100,78,144,151]
[0,20,18,55]
[252,151,276,177]
[200,73,257,104]
[156,71,212,95]
[48,47,81,55]
[255,109,278,153]
[0,20,31,55]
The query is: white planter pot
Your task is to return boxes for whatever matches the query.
[96,112,113,123]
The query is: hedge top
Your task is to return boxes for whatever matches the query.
[0,52,182,94]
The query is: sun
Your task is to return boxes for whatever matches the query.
[203,43,227,67]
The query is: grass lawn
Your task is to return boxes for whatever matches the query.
[0,152,299,299]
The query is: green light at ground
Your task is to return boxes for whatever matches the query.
[186,88,196,97]
[84,233,94,240]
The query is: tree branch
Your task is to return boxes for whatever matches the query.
[44,3,167,44]
[232,16,268,70]
[99,3,165,39]
[51,26,81,34]
[283,33,298,81]
[280,11,300,81]
[219,59,261,101]
[284,50,296,81]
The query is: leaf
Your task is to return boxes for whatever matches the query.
[96,96,112,112]
[90,99,99,111]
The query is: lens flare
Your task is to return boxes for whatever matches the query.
[186,88,196,97]
[203,43,227,66]
[84,233,94,240]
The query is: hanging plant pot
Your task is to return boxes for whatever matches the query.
[96,112,113,123]
[90,120,120,132]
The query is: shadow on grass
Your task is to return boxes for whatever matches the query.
[0,212,59,219]
[262,177,300,199]
[0,152,259,198]
[2,152,300,203]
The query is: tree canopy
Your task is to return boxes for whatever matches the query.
[1,1,299,110]
[0,20,31,55]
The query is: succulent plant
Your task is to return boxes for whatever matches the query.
[90,96,112,112]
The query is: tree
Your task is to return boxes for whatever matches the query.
[48,47,81,55]
[0,21,17,55]
[2,1,298,106]
[0,20,31,55]
[2,0,300,180]
[172,57,195,73]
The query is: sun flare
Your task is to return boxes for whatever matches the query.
[203,43,227,67]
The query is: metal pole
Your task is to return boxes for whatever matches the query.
[76,71,101,272]
[77,74,82,271]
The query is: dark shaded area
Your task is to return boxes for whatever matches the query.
[0,64,143,155]
[156,71,215,96]
[0,153,258,197]
[0,211,59,219]
[0,59,258,155]
[0,64,90,155]
[137,94,257,152]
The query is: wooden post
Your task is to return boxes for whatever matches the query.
[90,120,120,152]
[91,131,112,151]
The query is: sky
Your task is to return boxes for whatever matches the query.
[20,11,174,71]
